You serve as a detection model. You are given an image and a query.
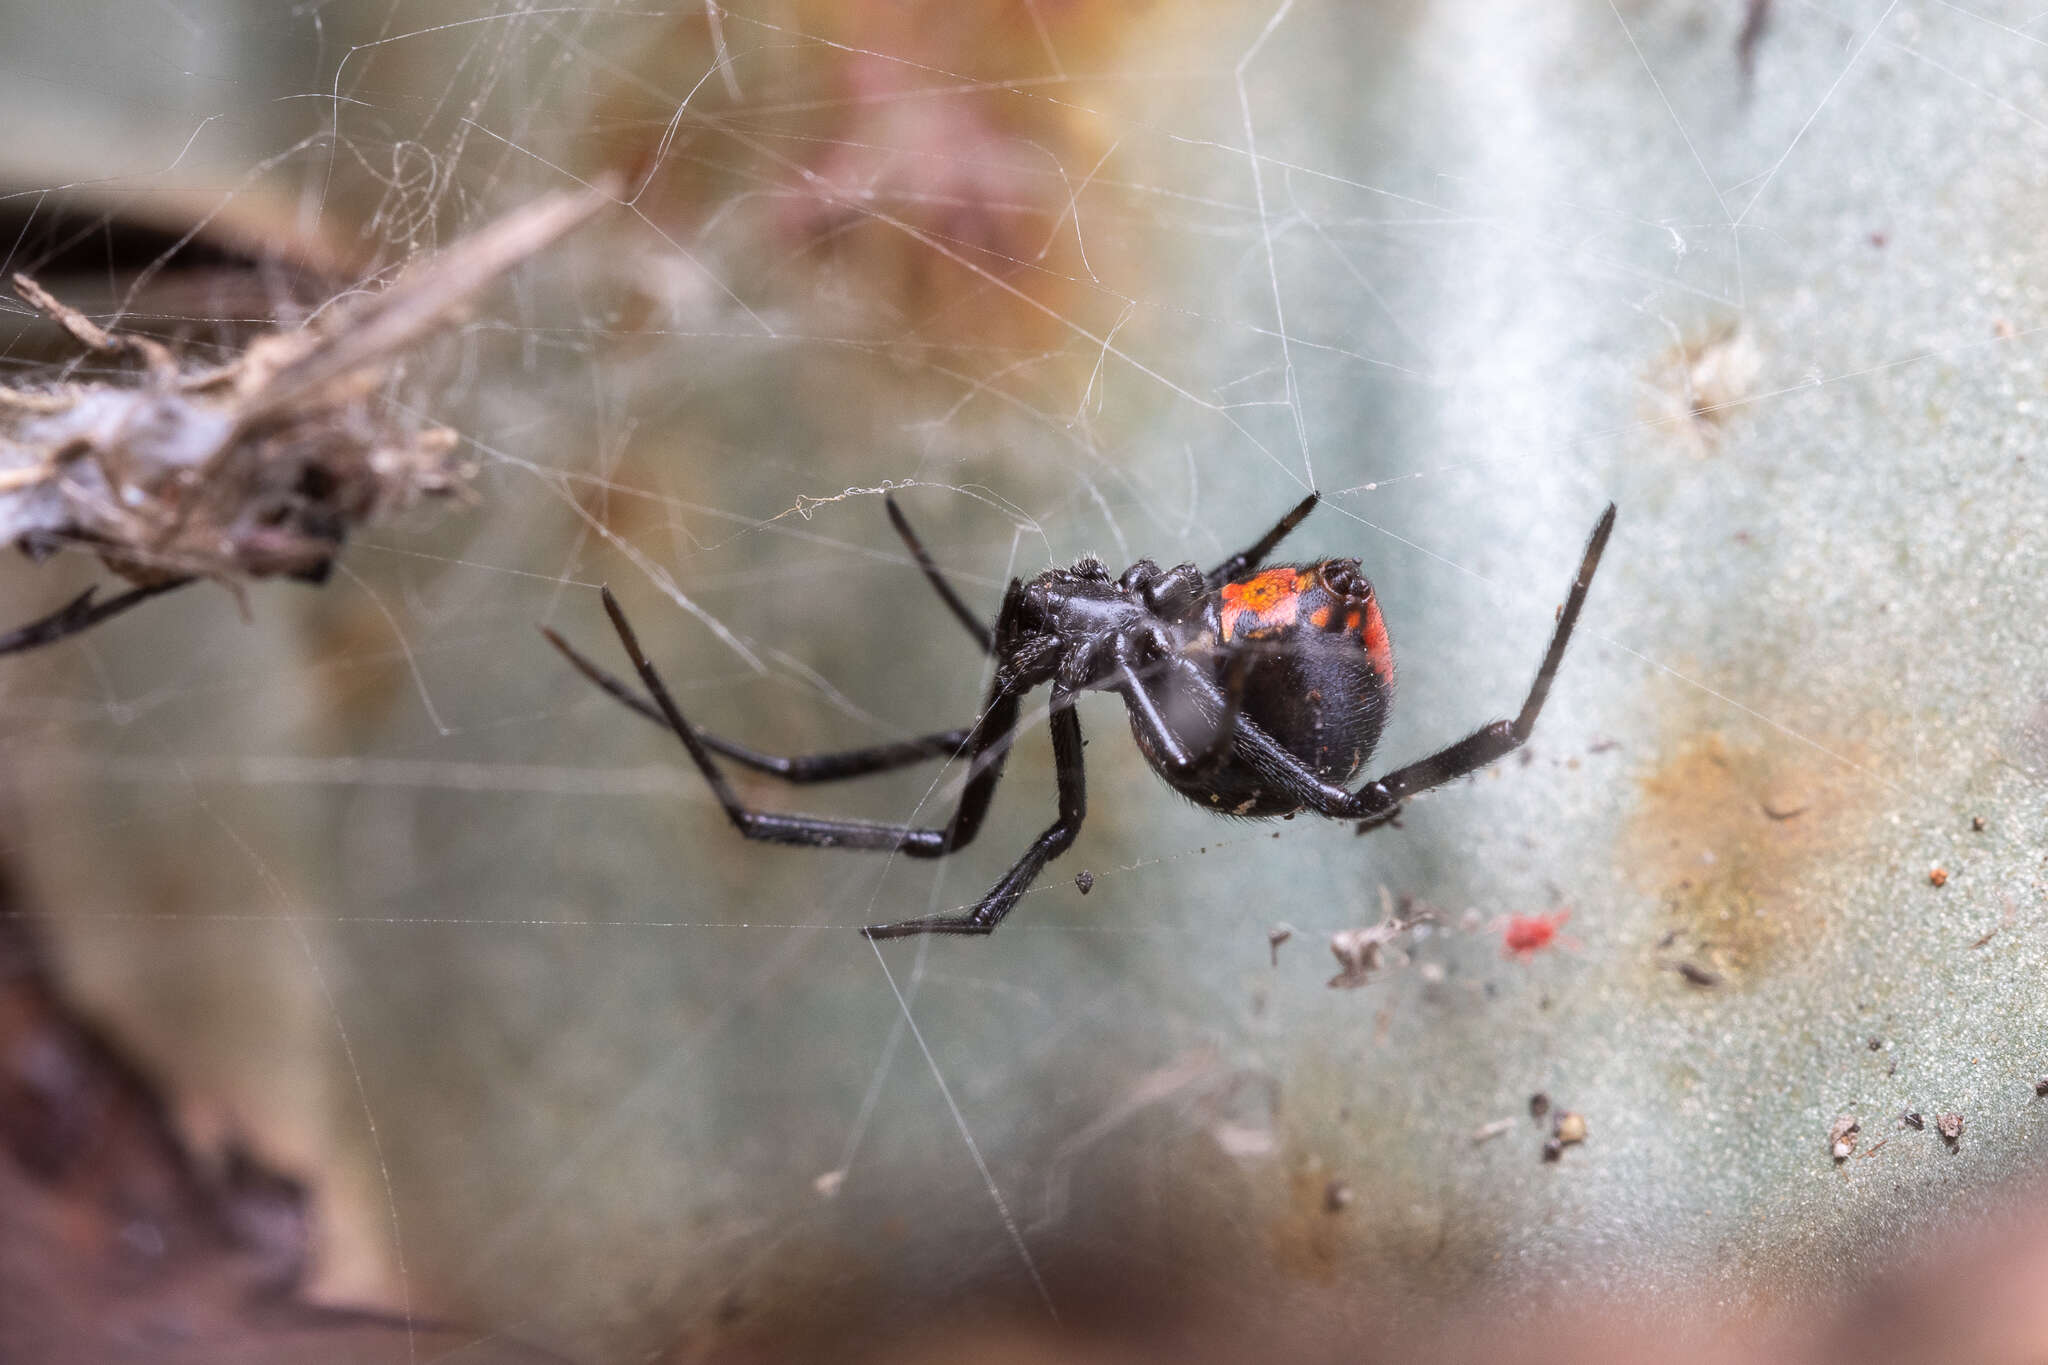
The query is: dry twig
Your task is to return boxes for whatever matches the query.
[0,182,614,654]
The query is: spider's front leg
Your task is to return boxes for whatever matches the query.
[885,492,992,654]
[1205,490,1319,588]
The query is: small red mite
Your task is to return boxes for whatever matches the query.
[1502,910,1571,959]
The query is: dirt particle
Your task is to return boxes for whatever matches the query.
[1867,1037,1883,1052]
[1758,775,1813,820]
[1541,1111,1588,1163]
[1929,865,1949,887]
[1326,898,1420,989]
[1073,869,1094,896]
[1902,1111,1924,1131]
[1829,1115,1860,1162]
[1470,1118,1514,1145]
[1993,319,2016,341]
[1651,322,1762,446]
[1937,1112,1964,1144]
[1675,961,1721,988]
[1267,923,1293,967]
[1323,1179,1353,1214]
[1971,815,1987,831]
[2032,1076,2048,1098]
[1530,1092,1552,1122]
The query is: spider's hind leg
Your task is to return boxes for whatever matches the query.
[543,621,973,783]
[566,585,1023,862]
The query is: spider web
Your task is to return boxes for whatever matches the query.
[5,1,2048,1359]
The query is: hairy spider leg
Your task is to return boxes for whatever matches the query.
[543,623,974,783]
[885,492,993,654]
[0,577,194,658]
[1204,491,1320,589]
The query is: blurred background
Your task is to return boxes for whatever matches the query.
[3,0,2048,1360]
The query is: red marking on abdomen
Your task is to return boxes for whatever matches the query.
[1359,596,1393,681]
[1221,568,1306,640]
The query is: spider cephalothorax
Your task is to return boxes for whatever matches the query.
[545,492,1615,939]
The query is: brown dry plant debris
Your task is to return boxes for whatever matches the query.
[0,182,614,655]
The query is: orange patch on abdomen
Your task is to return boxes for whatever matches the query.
[1220,568,1307,640]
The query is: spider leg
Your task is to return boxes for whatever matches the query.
[1337,502,1614,827]
[864,692,1085,939]
[585,585,1023,855]
[0,577,194,657]
[1204,491,1320,589]
[1113,639,1253,779]
[543,623,974,782]
[885,492,993,654]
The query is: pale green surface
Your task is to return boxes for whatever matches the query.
[3,1,2047,1358]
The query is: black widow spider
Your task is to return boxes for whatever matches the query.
[543,493,1616,940]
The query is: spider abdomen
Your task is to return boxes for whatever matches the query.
[1142,561,1395,817]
